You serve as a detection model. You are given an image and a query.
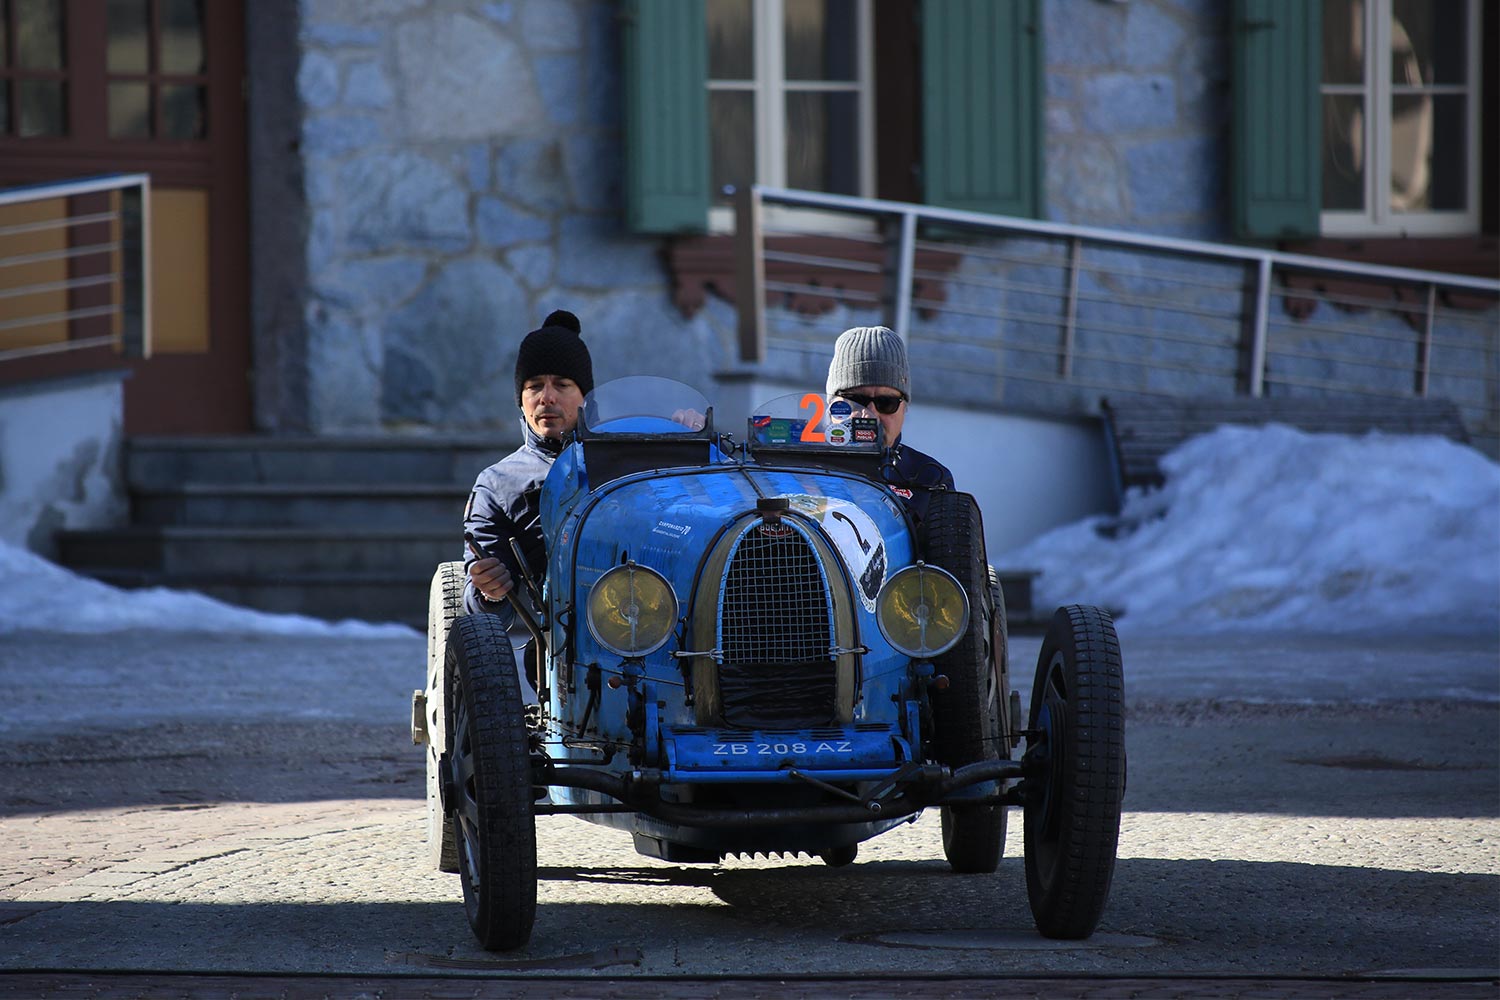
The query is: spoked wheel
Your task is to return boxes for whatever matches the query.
[447,613,537,951]
[425,561,465,873]
[1023,605,1125,940]
[921,491,1008,874]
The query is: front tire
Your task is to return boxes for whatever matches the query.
[448,613,537,951]
[426,561,465,872]
[921,491,1008,874]
[1023,605,1125,939]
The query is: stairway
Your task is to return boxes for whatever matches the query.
[54,436,511,627]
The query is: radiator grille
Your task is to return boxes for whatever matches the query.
[717,523,836,727]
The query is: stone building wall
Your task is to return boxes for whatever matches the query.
[294,0,735,434]
[286,0,1360,436]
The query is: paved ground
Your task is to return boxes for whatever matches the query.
[0,627,1496,998]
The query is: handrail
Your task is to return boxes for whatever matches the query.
[734,184,1499,451]
[745,185,1500,293]
[0,173,151,364]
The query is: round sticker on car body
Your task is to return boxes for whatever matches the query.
[784,494,887,612]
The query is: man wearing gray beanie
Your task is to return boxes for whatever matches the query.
[826,325,954,522]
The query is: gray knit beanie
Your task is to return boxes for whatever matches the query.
[825,326,910,400]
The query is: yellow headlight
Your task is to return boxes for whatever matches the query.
[876,563,969,658]
[585,562,678,657]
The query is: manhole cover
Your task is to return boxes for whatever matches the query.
[849,929,1158,951]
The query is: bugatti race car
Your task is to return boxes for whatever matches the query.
[412,377,1125,950]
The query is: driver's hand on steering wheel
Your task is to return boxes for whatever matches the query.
[468,556,514,604]
[672,408,706,430]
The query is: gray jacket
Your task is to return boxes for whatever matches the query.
[462,420,566,618]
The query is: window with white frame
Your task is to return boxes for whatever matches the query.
[705,0,874,208]
[1320,0,1481,236]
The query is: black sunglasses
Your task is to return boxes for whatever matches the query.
[840,392,906,415]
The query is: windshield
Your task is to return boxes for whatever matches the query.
[581,376,711,435]
[748,391,882,451]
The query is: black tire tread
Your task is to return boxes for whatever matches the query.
[921,491,1007,874]
[426,561,465,873]
[1024,604,1125,940]
[450,613,537,951]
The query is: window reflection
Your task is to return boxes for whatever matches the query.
[1391,94,1465,212]
[162,83,205,138]
[107,0,150,73]
[1391,0,1463,86]
[1322,0,1364,84]
[160,0,205,75]
[710,90,754,201]
[786,92,858,194]
[1322,94,1364,211]
[16,0,65,71]
[18,78,65,136]
[109,81,151,138]
[785,0,856,82]
[707,0,753,79]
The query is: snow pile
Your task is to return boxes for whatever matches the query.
[0,541,415,638]
[1001,425,1500,634]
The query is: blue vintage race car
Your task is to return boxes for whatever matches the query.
[413,376,1125,951]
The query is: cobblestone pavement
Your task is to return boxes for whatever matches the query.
[0,630,1496,993]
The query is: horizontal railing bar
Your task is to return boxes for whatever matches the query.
[1267,312,1500,348]
[914,238,1258,296]
[1267,343,1465,377]
[0,272,118,300]
[0,303,119,332]
[0,333,116,361]
[0,210,118,239]
[755,185,1500,294]
[1280,283,1472,313]
[762,280,881,303]
[762,250,884,273]
[0,241,122,269]
[1263,372,1448,397]
[0,172,149,207]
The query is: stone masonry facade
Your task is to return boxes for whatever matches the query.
[290,0,1493,445]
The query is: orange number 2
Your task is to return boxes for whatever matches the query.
[799,393,826,442]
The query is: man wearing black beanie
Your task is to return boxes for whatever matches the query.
[464,310,593,624]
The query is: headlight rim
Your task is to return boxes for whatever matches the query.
[875,562,970,659]
[584,560,679,658]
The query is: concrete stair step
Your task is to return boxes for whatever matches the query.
[56,527,462,577]
[80,567,428,629]
[130,483,470,528]
[126,434,510,489]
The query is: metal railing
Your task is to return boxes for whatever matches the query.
[0,173,151,363]
[734,185,1500,450]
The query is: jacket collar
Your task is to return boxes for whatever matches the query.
[520,417,569,457]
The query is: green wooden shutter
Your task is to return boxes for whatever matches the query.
[1232,0,1322,239]
[921,0,1042,218]
[622,0,710,233]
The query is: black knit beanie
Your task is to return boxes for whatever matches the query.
[513,309,594,404]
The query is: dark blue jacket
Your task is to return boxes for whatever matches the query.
[882,438,955,526]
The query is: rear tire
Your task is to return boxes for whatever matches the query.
[1023,605,1125,939]
[921,491,1008,874]
[448,614,537,951]
[425,561,465,872]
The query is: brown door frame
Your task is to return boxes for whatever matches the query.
[0,0,250,434]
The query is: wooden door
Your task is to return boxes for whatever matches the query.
[0,0,249,433]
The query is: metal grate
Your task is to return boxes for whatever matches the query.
[716,522,835,727]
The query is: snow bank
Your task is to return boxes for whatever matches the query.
[0,541,415,638]
[1000,425,1500,635]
